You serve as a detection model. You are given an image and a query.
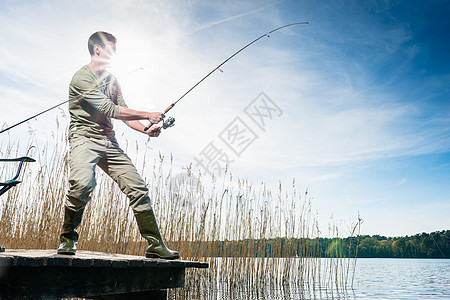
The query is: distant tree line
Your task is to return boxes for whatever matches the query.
[354,230,449,258]
[189,230,449,258]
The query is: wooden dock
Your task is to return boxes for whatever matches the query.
[0,249,208,299]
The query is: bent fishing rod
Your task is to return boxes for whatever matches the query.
[144,21,309,131]
[0,22,308,135]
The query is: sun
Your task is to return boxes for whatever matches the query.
[106,33,175,111]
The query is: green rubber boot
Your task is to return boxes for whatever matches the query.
[57,207,84,255]
[135,209,180,260]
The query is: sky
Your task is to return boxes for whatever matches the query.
[0,0,449,237]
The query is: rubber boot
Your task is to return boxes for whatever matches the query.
[135,209,180,260]
[57,207,84,255]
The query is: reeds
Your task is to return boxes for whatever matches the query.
[0,118,360,299]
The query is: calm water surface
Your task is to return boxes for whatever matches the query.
[175,258,450,300]
[348,258,450,299]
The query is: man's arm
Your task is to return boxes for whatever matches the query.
[118,107,164,124]
[112,78,163,134]
[127,120,162,137]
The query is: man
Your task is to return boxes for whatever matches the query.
[57,31,179,260]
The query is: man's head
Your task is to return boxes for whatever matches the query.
[88,31,117,56]
[88,31,117,68]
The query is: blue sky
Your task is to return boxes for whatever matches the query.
[0,0,448,237]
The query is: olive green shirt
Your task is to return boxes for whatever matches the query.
[68,65,128,140]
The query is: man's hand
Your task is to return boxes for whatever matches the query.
[147,112,165,125]
[146,125,162,137]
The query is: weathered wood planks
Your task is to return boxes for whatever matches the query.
[0,249,208,299]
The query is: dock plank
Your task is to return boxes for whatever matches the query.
[0,249,208,299]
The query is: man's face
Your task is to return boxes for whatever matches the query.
[94,41,116,67]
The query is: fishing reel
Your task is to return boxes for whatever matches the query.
[144,116,175,132]
[162,116,175,129]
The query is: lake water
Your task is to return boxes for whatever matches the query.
[171,258,450,300]
[348,258,450,299]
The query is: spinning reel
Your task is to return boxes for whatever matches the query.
[162,116,175,129]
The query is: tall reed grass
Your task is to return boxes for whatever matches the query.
[0,116,361,299]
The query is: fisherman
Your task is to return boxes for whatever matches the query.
[57,31,179,259]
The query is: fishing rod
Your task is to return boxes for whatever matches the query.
[1,23,308,135]
[0,68,144,135]
[144,21,309,131]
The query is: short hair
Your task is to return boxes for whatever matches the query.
[88,31,117,55]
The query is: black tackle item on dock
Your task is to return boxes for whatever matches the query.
[57,207,85,255]
[0,156,35,197]
[0,156,35,252]
[135,209,180,260]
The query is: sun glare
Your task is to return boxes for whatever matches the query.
[110,35,181,110]
[108,37,156,109]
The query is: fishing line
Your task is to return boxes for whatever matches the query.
[0,67,144,135]
[144,22,309,131]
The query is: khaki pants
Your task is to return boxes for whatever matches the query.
[66,134,151,214]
